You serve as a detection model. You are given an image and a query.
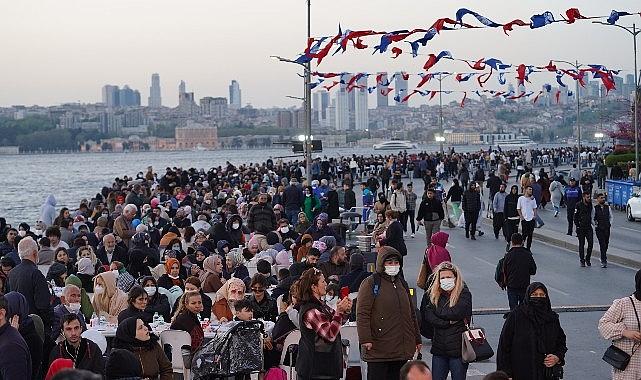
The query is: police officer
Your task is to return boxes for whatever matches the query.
[564,178,582,236]
[594,193,612,268]
[574,192,593,267]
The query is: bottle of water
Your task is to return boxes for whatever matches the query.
[153,312,161,325]
[90,313,98,328]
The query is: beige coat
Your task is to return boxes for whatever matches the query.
[599,296,641,380]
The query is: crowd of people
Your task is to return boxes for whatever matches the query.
[0,145,637,380]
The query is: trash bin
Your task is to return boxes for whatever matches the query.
[605,180,641,210]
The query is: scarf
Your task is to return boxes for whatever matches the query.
[113,317,158,351]
[199,255,221,283]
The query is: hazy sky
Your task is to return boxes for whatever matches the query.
[0,0,638,108]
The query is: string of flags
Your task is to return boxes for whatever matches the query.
[294,8,640,66]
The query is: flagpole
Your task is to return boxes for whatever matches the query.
[305,0,313,181]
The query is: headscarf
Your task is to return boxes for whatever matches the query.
[113,317,158,350]
[426,231,452,270]
[214,277,245,303]
[312,240,327,253]
[4,291,34,329]
[521,282,556,326]
[92,271,119,314]
[276,250,290,266]
[77,257,95,276]
[105,349,143,379]
[164,258,180,277]
[45,358,74,380]
[318,236,336,252]
[634,269,641,301]
[226,248,245,272]
[199,255,221,283]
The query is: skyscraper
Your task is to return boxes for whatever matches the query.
[119,85,141,107]
[335,87,349,131]
[102,85,120,108]
[394,72,408,107]
[355,76,368,130]
[229,80,242,109]
[376,72,389,108]
[313,90,330,127]
[179,80,186,96]
[148,73,162,108]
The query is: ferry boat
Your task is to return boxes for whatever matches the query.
[373,140,417,150]
[494,135,536,149]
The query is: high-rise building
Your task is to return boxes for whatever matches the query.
[312,90,330,127]
[229,80,242,109]
[148,73,162,108]
[119,86,141,107]
[614,76,624,97]
[355,76,368,131]
[376,72,389,108]
[102,85,120,108]
[394,72,408,107]
[179,80,186,96]
[626,74,635,85]
[335,88,349,131]
[200,97,228,119]
[177,81,198,115]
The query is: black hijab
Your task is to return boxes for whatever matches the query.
[522,282,557,325]
[113,317,158,351]
[634,269,641,301]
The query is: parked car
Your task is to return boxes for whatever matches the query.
[627,192,641,221]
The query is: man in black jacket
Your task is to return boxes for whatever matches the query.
[594,193,612,268]
[574,192,594,267]
[503,233,537,310]
[462,183,481,240]
[282,180,303,226]
[343,182,356,211]
[416,188,445,246]
[247,193,277,235]
[380,210,407,257]
[486,171,503,212]
[49,314,105,375]
[96,233,129,267]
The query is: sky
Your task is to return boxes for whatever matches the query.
[0,0,639,108]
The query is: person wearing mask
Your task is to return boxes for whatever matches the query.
[200,255,225,293]
[462,183,482,240]
[390,181,408,236]
[170,291,205,353]
[503,185,521,252]
[424,262,472,380]
[49,314,104,375]
[380,210,407,258]
[213,277,246,322]
[276,218,298,242]
[157,258,185,290]
[0,294,32,380]
[564,178,582,236]
[8,237,54,335]
[139,276,171,322]
[75,257,95,293]
[296,267,352,380]
[96,233,129,267]
[65,275,94,322]
[357,247,422,380]
[497,282,567,380]
[593,192,612,268]
[517,186,538,250]
[549,176,564,218]
[5,291,43,380]
[405,183,418,238]
[318,246,349,282]
[248,193,277,235]
[599,269,641,380]
[247,274,278,322]
[574,192,594,267]
[51,284,87,341]
[492,183,507,240]
[77,245,103,276]
[92,271,128,323]
[503,233,537,310]
[416,188,445,246]
[112,317,172,380]
[117,286,153,324]
[224,248,250,281]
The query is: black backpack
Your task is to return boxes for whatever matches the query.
[495,256,507,290]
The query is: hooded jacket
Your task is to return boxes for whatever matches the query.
[426,232,452,270]
[92,271,128,323]
[356,247,421,362]
[40,194,57,228]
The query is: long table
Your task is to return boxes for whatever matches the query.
[91,320,275,338]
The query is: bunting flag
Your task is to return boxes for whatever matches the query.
[477,69,493,87]
[532,91,544,104]
[456,8,502,28]
[555,90,561,104]
[417,73,433,88]
[608,10,633,25]
[460,91,468,107]
[323,81,340,91]
[531,11,555,28]
[380,87,394,96]
[564,8,587,24]
[429,91,438,100]
[391,47,403,59]
[456,73,475,82]
[502,19,530,35]
[423,51,453,71]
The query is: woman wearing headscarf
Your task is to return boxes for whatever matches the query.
[599,270,641,380]
[157,258,185,290]
[139,276,171,322]
[65,274,94,321]
[223,248,249,281]
[75,257,95,293]
[112,317,172,380]
[200,255,225,293]
[295,212,310,235]
[425,231,452,271]
[46,262,68,287]
[225,214,246,247]
[5,291,43,380]
[92,271,128,323]
[295,234,313,262]
[213,277,246,322]
[497,282,567,380]
[503,185,521,252]
[77,245,104,275]
[303,213,340,244]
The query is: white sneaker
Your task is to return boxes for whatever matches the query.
[403,233,408,238]
[411,234,415,238]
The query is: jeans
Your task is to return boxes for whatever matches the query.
[367,360,407,380]
[431,355,468,380]
[596,227,610,264]
[285,209,299,226]
[507,288,526,310]
[424,220,441,245]
[577,227,594,263]
[521,219,535,249]
[407,209,416,234]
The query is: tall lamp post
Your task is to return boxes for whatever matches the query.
[436,73,453,155]
[553,59,584,168]
[593,21,640,179]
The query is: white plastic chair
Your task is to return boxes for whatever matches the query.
[160,329,192,379]
[82,329,107,354]
[279,329,301,380]
[159,286,184,311]
[340,325,363,373]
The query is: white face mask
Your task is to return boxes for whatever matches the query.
[94,286,105,295]
[111,269,120,278]
[172,244,181,251]
[384,265,400,277]
[18,230,26,237]
[144,286,156,297]
[67,302,81,313]
[280,227,289,234]
[34,229,42,236]
[232,223,240,230]
[440,278,456,292]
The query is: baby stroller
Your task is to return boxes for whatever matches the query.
[191,321,264,379]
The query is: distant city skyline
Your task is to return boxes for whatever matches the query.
[0,0,638,108]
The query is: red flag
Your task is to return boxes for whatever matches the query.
[477,69,493,88]
[323,81,339,91]
[466,58,486,71]
[460,92,467,107]
[532,91,544,104]
[417,74,433,88]
[376,73,385,85]
[539,61,557,72]
[429,91,438,100]
[380,87,394,96]
[391,47,403,59]
[493,92,505,97]
[555,90,561,104]
[401,72,410,81]
[353,38,368,50]
[503,19,529,35]
[516,64,527,85]
[423,54,438,71]
[565,8,587,24]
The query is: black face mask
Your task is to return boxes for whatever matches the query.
[529,297,546,307]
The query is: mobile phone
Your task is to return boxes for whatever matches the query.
[340,286,350,299]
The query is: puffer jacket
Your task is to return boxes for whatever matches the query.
[357,246,421,362]
[424,284,472,358]
[247,203,276,235]
[461,190,481,215]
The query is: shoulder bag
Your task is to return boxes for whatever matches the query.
[602,296,640,370]
[461,318,494,363]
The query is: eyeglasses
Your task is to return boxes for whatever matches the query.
[251,287,265,293]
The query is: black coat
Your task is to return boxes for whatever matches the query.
[504,193,520,218]
[497,306,567,379]
[416,198,445,222]
[462,190,481,215]
[49,338,105,375]
[282,185,303,212]
[96,245,129,267]
[424,284,472,358]
[7,260,53,332]
[344,189,357,211]
[326,190,340,220]
[504,247,537,291]
[381,220,407,256]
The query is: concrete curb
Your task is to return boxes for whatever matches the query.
[480,219,641,267]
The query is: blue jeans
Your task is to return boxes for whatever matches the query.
[285,209,299,226]
[507,288,526,310]
[431,355,468,380]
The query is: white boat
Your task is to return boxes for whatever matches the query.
[494,135,536,148]
[373,140,417,150]
[192,144,208,152]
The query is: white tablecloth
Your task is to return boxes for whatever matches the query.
[92,320,274,339]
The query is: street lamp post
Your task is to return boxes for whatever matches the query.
[554,59,584,168]
[436,73,452,155]
[593,21,640,179]
[304,0,312,180]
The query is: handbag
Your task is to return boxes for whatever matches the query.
[461,320,494,363]
[602,296,640,370]
[416,259,431,290]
